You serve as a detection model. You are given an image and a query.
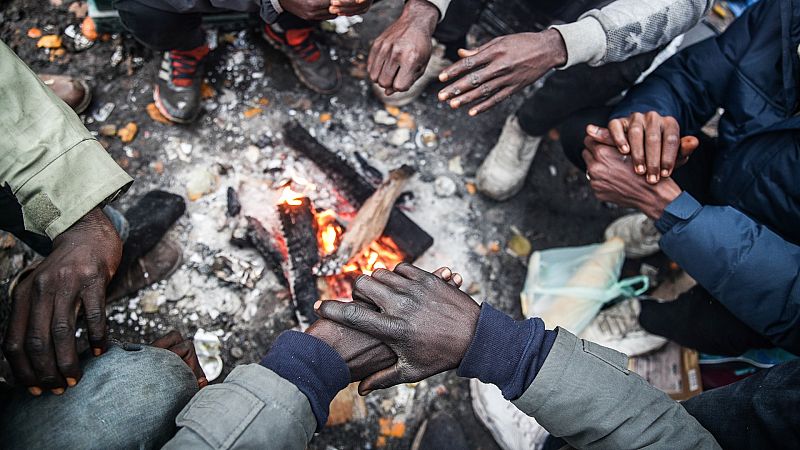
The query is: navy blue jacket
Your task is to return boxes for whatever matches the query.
[612,0,800,352]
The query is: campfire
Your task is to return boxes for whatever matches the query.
[233,122,433,328]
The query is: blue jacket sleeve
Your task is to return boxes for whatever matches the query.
[656,192,800,352]
[610,0,766,133]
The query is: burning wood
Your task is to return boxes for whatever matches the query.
[277,192,321,326]
[317,165,414,275]
[230,216,288,288]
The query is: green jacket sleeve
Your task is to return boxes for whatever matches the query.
[513,328,721,449]
[162,364,317,450]
[0,40,132,239]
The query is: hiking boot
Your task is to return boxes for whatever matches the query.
[470,379,549,450]
[604,213,661,259]
[410,411,469,450]
[154,44,210,124]
[372,40,451,107]
[39,74,92,114]
[262,25,341,94]
[107,239,182,303]
[476,115,542,201]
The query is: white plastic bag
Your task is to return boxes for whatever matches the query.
[520,238,648,335]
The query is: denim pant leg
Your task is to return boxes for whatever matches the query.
[0,344,198,450]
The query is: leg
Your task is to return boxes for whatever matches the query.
[682,359,800,449]
[433,0,487,61]
[639,286,773,355]
[115,0,207,51]
[0,344,198,449]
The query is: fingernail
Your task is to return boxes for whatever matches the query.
[469,109,478,116]
[648,174,658,183]
[621,144,629,154]
[198,377,208,388]
[93,347,102,356]
[449,99,460,108]
[28,386,42,396]
[439,73,448,82]
[636,165,645,174]
[330,7,339,13]
[438,91,448,101]
[313,300,322,310]
[442,268,451,279]
[52,388,65,395]
[588,125,598,135]
[66,377,77,387]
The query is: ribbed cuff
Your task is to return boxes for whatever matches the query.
[655,191,702,234]
[457,303,556,400]
[260,331,350,431]
[550,17,606,69]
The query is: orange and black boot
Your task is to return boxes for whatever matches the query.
[262,25,341,94]
[154,44,209,124]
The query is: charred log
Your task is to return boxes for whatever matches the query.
[278,198,320,326]
[231,216,289,288]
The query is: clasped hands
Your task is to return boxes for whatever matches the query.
[306,264,480,395]
[281,0,373,22]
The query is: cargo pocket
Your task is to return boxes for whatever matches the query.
[175,383,265,450]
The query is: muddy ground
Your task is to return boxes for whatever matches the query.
[0,1,620,448]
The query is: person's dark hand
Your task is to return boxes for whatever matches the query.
[3,208,122,396]
[280,0,336,21]
[151,330,208,388]
[437,29,567,116]
[307,267,463,382]
[368,0,439,95]
[314,264,480,395]
[605,112,699,184]
[329,0,373,16]
[582,132,683,220]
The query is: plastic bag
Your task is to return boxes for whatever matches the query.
[520,238,648,335]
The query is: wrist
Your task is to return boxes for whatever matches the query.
[641,180,682,220]
[402,0,439,34]
[541,28,567,68]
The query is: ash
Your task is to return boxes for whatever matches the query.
[0,1,620,448]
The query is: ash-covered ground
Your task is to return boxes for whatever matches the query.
[0,1,620,448]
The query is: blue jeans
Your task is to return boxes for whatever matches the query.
[0,343,197,449]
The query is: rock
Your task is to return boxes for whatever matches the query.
[93,102,115,122]
[98,124,117,136]
[448,155,463,174]
[230,346,244,359]
[434,175,457,197]
[319,112,332,123]
[373,109,397,126]
[387,128,411,146]
[186,168,217,201]
[140,290,162,313]
[244,145,261,164]
[37,34,62,49]
[117,122,138,143]
[507,229,532,258]
[396,112,415,129]
[27,27,42,38]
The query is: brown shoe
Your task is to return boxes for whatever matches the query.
[38,74,92,114]
[107,239,182,303]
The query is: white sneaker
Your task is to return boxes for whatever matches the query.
[372,40,451,107]
[579,298,667,357]
[476,115,542,201]
[470,379,549,450]
[604,213,662,259]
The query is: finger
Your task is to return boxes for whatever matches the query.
[27,278,66,391]
[392,262,428,281]
[368,42,388,83]
[644,113,662,183]
[582,148,597,167]
[370,268,411,289]
[169,340,207,385]
[608,119,630,154]
[358,363,405,394]
[675,136,699,168]
[351,274,398,310]
[51,285,82,387]
[467,86,515,116]
[314,300,398,341]
[447,74,505,109]
[451,273,463,288]
[80,282,108,356]
[432,267,452,281]
[437,51,493,91]
[4,279,38,393]
[627,113,646,176]
[585,124,615,146]
[151,330,185,349]
[377,57,400,92]
[660,119,680,178]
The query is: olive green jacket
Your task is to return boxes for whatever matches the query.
[0,40,132,240]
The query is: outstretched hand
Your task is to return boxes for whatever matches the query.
[314,263,480,395]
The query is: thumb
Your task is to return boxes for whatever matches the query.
[680,136,699,157]
[358,363,404,395]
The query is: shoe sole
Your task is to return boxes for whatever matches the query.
[153,85,198,125]
[261,28,342,95]
[73,79,92,115]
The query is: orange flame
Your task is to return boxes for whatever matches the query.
[278,186,305,206]
[315,210,342,256]
[342,237,404,276]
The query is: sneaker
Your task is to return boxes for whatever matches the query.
[604,213,661,259]
[154,44,210,124]
[39,74,92,114]
[579,298,667,357]
[476,115,542,201]
[262,25,341,94]
[470,379,549,450]
[107,239,182,303]
[410,411,469,450]
[372,40,451,107]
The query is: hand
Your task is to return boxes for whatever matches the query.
[437,29,567,116]
[280,0,336,21]
[307,267,463,382]
[582,134,682,219]
[329,0,373,16]
[314,264,480,395]
[3,208,122,395]
[368,0,439,95]
[151,330,208,388]
[605,112,699,184]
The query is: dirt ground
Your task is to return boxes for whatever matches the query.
[0,1,620,448]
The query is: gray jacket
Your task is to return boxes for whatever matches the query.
[163,328,720,449]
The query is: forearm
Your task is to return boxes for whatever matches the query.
[552,0,712,69]
[0,40,132,239]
